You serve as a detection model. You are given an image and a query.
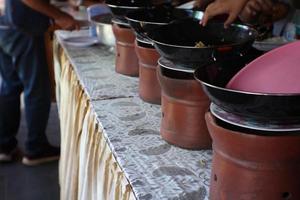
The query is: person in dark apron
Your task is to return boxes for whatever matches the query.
[0,0,79,166]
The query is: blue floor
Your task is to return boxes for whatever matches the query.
[0,103,60,200]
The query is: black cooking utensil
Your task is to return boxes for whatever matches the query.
[194,54,300,124]
[147,19,257,68]
[126,7,203,38]
[105,0,154,22]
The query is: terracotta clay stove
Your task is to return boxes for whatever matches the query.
[135,37,161,104]
[205,112,300,200]
[157,58,212,149]
[112,20,139,77]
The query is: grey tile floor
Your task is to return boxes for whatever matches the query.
[0,103,60,200]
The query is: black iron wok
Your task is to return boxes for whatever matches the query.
[147,19,257,68]
[194,54,300,124]
[126,7,203,39]
[105,0,153,22]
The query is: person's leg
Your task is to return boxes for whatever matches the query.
[15,33,60,165]
[0,48,22,160]
[0,29,58,165]
[19,35,60,165]
[11,34,53,155]
[18,36,51,155]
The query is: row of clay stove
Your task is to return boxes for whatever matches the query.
[112,23,300,199]
[112,22,210,149]
[112,22,161,104]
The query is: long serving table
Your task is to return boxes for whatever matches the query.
[53,30,212,200]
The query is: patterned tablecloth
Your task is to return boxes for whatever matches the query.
[55,30,212,200]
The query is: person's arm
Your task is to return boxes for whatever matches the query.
[21,0,80,30]
[239,0,289,24]
[201,0,249,27]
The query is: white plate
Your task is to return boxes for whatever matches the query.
[210,103,300,132]
[252,37,292,52]
[63,36,99,47]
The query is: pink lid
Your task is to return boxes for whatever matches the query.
[227,41,300,94]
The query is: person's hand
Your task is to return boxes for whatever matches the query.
[239,0,273,23]
[240,0,289,24]
[54,13,80,30]
[201,0,249,28]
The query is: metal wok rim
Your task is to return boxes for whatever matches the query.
[136,36,153,45]
[125,16,169,26]
[158,58,195,73]
[210,103,300,132]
